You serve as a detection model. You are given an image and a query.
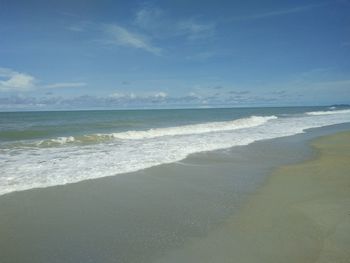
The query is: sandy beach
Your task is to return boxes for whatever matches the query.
[0,125,349,263]
[157,131,350,263]
[1,0,350,261]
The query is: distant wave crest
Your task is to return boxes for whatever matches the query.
[306,109,350,116]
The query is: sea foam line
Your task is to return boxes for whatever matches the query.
[306,109,350,116]
[12,115,277,147]
[107,115,277,140]
[1,112,350,196]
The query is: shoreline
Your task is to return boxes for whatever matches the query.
[156,131,350,263]
[2,122,349,198]
[0,124,349,262]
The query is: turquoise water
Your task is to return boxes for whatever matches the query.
[1,106,350,195]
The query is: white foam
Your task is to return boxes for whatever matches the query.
[8,116,276,148]
[1,112,350,196]
[36,136,76,146]
[306,109,350,116]
[108,115,277,140]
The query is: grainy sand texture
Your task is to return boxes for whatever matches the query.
[157,131,350,263]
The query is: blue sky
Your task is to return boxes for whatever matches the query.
[0,0,349,110]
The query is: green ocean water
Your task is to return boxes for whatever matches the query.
[0,107,325,142]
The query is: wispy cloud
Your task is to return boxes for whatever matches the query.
[67,21,163,55]
[0,67,87,92]
[66,6,215,56]
[67,25,86,32]
[186,51,218,61]
[312,79,350,89]
[228,90,250,95]
[66,20,97,33]
[0,91,170,110]
[232,3,326,21]
[44,82,87,89]
[102,24,162,55]
[176,19,215,40]
[109,91,167,100]
[0,68,36,91]
[134,6,165,31]
[133,6,215,41]
[1,81,345,110]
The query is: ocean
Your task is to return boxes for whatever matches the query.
[1,106,350,196]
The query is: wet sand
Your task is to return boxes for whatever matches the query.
[157,131,350,263]
[0,125,349,263]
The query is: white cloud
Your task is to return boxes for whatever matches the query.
[153,91,167,98]
[176,20,215,40]
[188,92,202,99]
[109,91,167,100]
[66,7,215,55]
[0,68,36,91]
[66,19,163,55]
[66,21,95,32]
[0,67,88,92]
[134,6,164,30]
[109,92,125,99]
[103,24,162,55]
[232,3,326,21]
[133,6,215,41]
[45,82,87,88]
[109,92,136,99]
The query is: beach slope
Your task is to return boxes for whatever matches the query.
[157,131,350,263]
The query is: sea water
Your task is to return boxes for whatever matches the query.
[1,106,350,195]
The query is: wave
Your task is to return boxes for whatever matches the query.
[306,109,350,116]
[35,135,107,147]
[107,115,278,140]
[1,112,350,196]
[7,115,277,148]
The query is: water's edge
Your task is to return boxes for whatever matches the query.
[0,123,349,263]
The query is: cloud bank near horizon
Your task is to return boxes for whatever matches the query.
[0,0,349,109]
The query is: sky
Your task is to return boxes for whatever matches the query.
[0,0,349,110]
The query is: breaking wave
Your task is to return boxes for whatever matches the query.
[8,115,277,148]
[1,111,350,196]
[107,115,277,140]
[306,109,350,116]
